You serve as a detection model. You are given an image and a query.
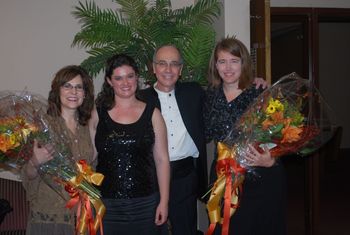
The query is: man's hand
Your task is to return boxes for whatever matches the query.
[253,77,269,89]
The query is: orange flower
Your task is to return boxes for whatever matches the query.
[262,111,285,130]
[262,119,274,130]
[0,134,12,152]
[270,111,284,123]
[281,124,303,143]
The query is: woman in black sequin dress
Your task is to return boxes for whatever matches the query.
[204,38,287,235]
[89,54,170,235]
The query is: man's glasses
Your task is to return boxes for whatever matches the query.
[154,60,183,69]
[61,83,84,92]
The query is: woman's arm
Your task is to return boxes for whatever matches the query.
[88,107,99,163]
[152,108,170,226]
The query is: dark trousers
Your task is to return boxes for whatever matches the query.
[168,158,198,235]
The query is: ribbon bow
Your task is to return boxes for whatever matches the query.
[65,159,105,235]
[72,159,104,187]
[206,142,246,235]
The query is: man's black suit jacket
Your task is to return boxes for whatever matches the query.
[138,81,208,198]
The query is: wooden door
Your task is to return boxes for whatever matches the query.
[250,0,271,84]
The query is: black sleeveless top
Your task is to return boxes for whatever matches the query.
[95,102,158,199]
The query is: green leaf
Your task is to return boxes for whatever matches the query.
[72,0,220,84]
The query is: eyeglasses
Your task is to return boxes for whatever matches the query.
[154,60,183,69]
[61,83,84,92]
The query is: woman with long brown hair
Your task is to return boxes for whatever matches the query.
[22,65,95,235]
[204,37,287,235]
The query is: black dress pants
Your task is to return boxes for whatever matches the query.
[168,158,198,235]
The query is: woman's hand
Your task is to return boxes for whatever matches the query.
[30,139,54,167]
[155,200,168,226]
[245,144,275,167]
[25,139,54,179]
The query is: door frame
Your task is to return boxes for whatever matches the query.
[271,7,350,235]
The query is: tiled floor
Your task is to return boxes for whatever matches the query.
[284,150,350,235]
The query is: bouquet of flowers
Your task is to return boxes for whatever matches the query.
[0,91,45,169]
[232,73,335,167]
[206,73,336,235]
[0,91,105,235]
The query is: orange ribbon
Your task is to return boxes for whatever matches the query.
[64,159,105,235]
[206,142,246,235]
[75,194,105,235]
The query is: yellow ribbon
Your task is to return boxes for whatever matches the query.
[65,159,105,235]
[206,142,246,235]
[71,159,104,187]
[76,195,105,235]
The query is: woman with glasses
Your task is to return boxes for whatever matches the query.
[22,65,95,234]
[204,37,287,235]
[90,54,170,234]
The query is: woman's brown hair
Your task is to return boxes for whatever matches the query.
[47,65,94,126]
[208,37,253,89]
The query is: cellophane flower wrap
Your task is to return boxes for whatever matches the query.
[206,73,336,235]
[0,91,105,235]
[233,72,335,166]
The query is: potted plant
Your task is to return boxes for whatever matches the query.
[72,0,221,85]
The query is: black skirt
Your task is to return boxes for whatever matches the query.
[100,193,167,235]
[213,163,287,235]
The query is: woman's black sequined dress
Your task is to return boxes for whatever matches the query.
[96,102,158,199]
[95,102,164,234]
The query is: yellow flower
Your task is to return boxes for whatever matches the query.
[21,128,32,141]
[265,98,285,115]
[9,134,17,145]
[266,104,276,114]
[272,99,284,111]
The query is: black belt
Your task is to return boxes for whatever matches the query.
[170,157,195,179]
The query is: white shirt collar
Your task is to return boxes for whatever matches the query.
[153,82,175,97]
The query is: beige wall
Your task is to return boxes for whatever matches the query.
[1,0,349,99]
[0,0,197,98]
[212,0,250,46]
[0,0,110,97]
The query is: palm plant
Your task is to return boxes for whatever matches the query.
[72,0,221,85]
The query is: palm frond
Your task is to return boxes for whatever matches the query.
[72,0,220,84]
[181,26,216,85]
[81,46,119,76]
[151,0,171,10]
[72,24,132,48]
[143,0,171,33]
[173,0,221,25]
[73,2,122,29]
[183,26,215,67]
[115,0,148,25]
[72,1,131,48]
